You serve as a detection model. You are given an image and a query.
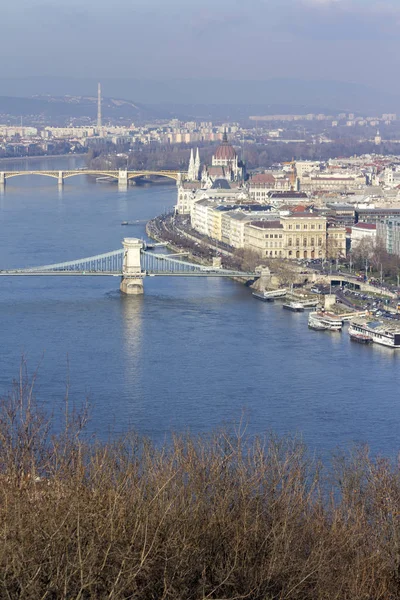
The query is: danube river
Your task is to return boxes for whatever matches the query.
[0,157,399,456]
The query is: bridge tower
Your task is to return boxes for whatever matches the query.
[118,169,128,190]
[120,238,144,295]
[58,171,64,187]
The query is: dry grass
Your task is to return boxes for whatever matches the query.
[0,369,399,599]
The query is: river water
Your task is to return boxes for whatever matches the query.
[0,157,399,456]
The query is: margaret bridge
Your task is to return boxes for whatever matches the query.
[0,238,259,295]
[0,168,182,188]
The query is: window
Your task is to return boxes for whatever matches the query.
[304,224,308,230]
[296,238,300,246]
[279,234,282,239]
[318,225,322,230]
[288,237,292,246]
[311,237,315,246]
[303,238,307,247]
[288,224,293,230]
[318,238,322,246]
[311,224,315,229]
[274,234,278,239]
[296,224,300,230]
[289,250,292,256]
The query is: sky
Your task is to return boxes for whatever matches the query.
[2,0,400,99]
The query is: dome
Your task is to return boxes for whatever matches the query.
[214,142,237,161]
[214,130,237,161]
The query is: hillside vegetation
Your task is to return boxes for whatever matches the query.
[0,370,399,599]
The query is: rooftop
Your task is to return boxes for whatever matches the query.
[248,220,283,229]
[211,178,231,190]
[353,223,376,230]
[352,317,400,335]
[250,173,275,184]
[269,192,308,199]
[282,212,326,219]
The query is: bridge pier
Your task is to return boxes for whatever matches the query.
[0,172,5,189]
[118,169,128,190]
[58,171,64,187]
[120,237,144,295]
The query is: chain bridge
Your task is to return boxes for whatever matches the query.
[0,168,182,187]
[0,238,259,295]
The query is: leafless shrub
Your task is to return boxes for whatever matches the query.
[0,372,399,599]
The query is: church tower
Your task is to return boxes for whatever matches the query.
[194,148,200,180]
[187,149,196,181]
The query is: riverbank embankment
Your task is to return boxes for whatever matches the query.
[0,153,87,165]
[146,214,253,286]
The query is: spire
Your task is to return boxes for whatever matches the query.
[222,127,228,142]
[194,148,200,180]
[97,82,102,130]
[187,148,195,180]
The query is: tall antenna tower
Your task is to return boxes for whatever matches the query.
[97,82,102,129]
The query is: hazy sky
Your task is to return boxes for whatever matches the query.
[2,0,400,91]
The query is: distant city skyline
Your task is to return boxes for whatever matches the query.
[2,0,400,97]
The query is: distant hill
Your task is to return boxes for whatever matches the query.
[1,76,400,115]
[0,94,153,123]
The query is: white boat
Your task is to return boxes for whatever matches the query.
[300,299,319,309]
[263,288,287,299]
[253,288,287,301]
[308,315,328,331]
[96,176,115,183]
[308,311,343,331]
[349,319,400,348]
[283,302,304,312]
[349,330,373,344]
[252,291,274,302]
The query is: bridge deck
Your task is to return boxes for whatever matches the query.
[1,169,182,182]
[0,248,256,279]
[0,270,255,277]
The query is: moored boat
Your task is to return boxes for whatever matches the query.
[252,291,274,302]
[308,315,328,331]
[349,330,373,344]
[263,288,287,299]
[283,302,304,312]
[349,318,400,348]
[252,288,287,301]
[300,299,319,309]
[308,311,343,331]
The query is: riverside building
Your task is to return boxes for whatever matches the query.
[175,134,246,214]
[377,217,400,256]
[245,213,328,260]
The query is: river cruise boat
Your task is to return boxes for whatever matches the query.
[252,289,287,302]
[349,318,400,348]
[264,288,287,299]
[308,314,328,331]
[308,311,343,331]
[283,302,305,312]
[252,291,274,302]
[349,330,373,344]
[301,299,319,309]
